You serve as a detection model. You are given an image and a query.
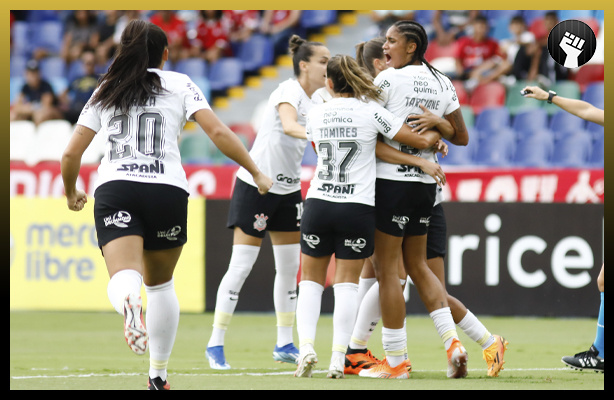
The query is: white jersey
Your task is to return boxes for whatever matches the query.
[305,97,404,206]
[374,63,460,184]
[77,68,210,193]
[236,78,324,195]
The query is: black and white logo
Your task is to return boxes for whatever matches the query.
[548,19,596,68]
[302,234,320,249]
[157,225,182,241]
[344,238,367,253]
[104,211,132,228]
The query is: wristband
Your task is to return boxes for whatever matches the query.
[547,90,557,104]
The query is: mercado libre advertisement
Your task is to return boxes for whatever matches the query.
[9,197,205,312]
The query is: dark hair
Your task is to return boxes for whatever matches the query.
[90,20,168,113]
[288,34,325,77]
[327,55,382,102]
[390,20,448,90]
[473,14,489,25]
[355,37,385,78]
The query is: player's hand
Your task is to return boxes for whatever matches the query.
[254,172,274,195]
[410,105,442,134]
[420,160,446,187]
[520,86,548,101]
[66,189,88,211]
[434,140,448,157]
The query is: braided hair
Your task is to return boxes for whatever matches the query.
[391,20,449,90]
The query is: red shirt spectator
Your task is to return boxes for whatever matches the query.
[192,11,230,63]
[223,10,260,43]
[150,11,189,62]
[454,15,505,79]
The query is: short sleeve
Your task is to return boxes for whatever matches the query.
[369,103,405,140]
[183,76,212,121]
[76,94,102,133]
[373,71,390,106]
[444,78,461,116]
[276,81,302,110]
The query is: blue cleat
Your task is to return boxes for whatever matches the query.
[205,346,231,370]
[273,343,300,364]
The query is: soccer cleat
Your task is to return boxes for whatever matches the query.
[561,345,604,373]
[447,339,468,378]
[294,351,318,378]
[123,294,148,355]
[273,343,300,364]
[327,357,345,379]
[358,358,410,379]
[205,346,231,370]
[344,349,381,375]
[148,376,170,390]
[483,335,508,377]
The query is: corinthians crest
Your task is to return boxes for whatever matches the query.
[253,213,269,232]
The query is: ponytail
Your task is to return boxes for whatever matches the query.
[355,37,385,78]
[90,20,168,113]
[326,55,382,102]
[288,34,325,77]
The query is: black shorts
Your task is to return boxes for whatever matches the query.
[375,179,436,237]
[93,180,189,250]
[426,203,447,259]
[300,198,375,260]
[227,178,303,238]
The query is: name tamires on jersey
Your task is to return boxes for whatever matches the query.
[77,68,211,193]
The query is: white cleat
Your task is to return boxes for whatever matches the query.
[123,294,148,355]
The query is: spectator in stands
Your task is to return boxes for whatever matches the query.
[150,11,190,64]
[454,15,508,91]
[113,11,142,46]
[61,10,99,65]
[223,10,261,52]
[260,10,302,57]
[368,10,416,38]
[190,10,231,63]
[433,10,480,46]
[499,15,538,85]
[10,59,63,125]
[58,49,99,124]
[89,10,120,69]
[528,11,568,86]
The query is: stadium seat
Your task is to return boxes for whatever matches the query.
[300,10,337,29]
[490,14,514,41]
[511,108,548,133]
[28,119,73,165]
[39,56,66,80]
[588,136,604,167]
[47,76,68,95]
[10,120,37,163]
[469,81,506,114]
[549,109,586,133]
[175,58,208,79]
[414,10,436,27]
[460,105,474,128]
[208,57,244,92]
[573,64,604,92]
[585,121,604,141]
[474,127,516,166]
[451,80,469,105]
[551,132,592,167]
[505,81,542,115]
[438,132,479,166]
[66,60,85,83]
[513,134,554,167]
[474,106,510,133]
[11,21,31,57]
[237,34,274,73]
[10,55,28,77]
[179,133,216,164]
[581,81,604,109]
[191,76,211,102]
[302,146,318,166]
[543,80,580,115]
[32,21,64,54]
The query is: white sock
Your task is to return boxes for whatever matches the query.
[357,277,377,304]
[430,307,459,350]
[349,282,381,351]
[107,269,143,314]
[272,244,300,347]
[332,283,359,355]
[145,279,180,381]
[296,280,324,355]
[457,310,494,350]
[382,325,407,368]
[208,245,260,347]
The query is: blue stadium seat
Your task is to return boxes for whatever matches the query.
[175,58,208,79]
[302,146,318,166]
[511,108,548,133]
[191,76,211,102]
[551,133,592,167]
[179,133,217,164]
[438,132,479,166]
[522,10,547,24]
[549,110,586,133]
[513,133,554,167]
[208,57,244,92]
[10,55,28,77]
[558,10,594,21]
[589,136,604,167]
[26,10,61,22]
[475,127,516,166]
[585,121,604,141]
[474,106,510,133]
[414,10,436,27]
[238,34,274,73]
[300,10,337,29]
[11,21,31,57]
[582,82,604,109]
[32,21,64,54]
[490,15,514,41]
[39,56,66,80]
[66,60,85,83]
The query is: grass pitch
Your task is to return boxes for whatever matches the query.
[10,311,604,390]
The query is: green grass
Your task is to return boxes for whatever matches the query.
[10,311,604,390]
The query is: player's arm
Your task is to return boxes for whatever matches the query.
[278,102,308,139]
[392,124,442,150]
[61,124,95,211]
[193,108,272,194]
[410,104,455,137]
[443,107,469,146]
[375,141,446,186]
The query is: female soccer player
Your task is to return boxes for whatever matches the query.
[61,20,272,390]
[293,54,445,379]
[205,35,330,369]
[346,36,508,378]
[361,20,474,379]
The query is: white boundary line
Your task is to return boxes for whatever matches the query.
[11,367,572,380]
